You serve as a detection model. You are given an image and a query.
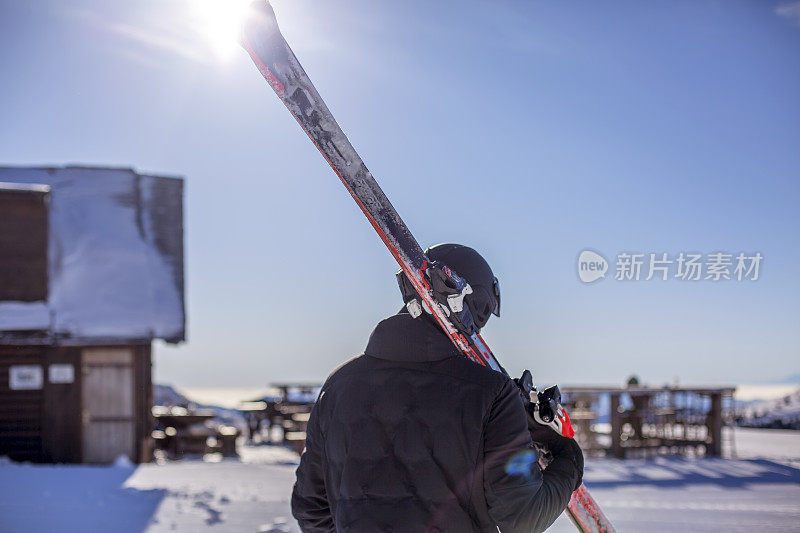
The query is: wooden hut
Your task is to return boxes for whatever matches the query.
[0,166,185,464]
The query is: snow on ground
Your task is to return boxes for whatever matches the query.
[0,447,301,533]
[545,427,800,533]
[735,427,800,469]
[1,429,799,532]
[547,444,800,531]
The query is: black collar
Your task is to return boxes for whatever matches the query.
[364,311,461,363]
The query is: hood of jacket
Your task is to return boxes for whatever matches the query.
[364,310,460,363]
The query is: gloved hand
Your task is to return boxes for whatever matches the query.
[514,371,584,490]
[527,415,574,454]
[528,414,584,491]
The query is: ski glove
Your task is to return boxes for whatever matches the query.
[528,422,584,491]
[514,371,584,491]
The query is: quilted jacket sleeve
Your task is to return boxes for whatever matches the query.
[483,379,581,533]
[291,400,335,533]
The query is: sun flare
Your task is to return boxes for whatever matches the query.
[193,0,254,59]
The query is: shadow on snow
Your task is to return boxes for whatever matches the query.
[0,462,165,533]
[584,457,800,489]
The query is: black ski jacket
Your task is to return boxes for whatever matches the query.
[291,311,581,532]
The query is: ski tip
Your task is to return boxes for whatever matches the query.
[240,0,280,49]
[251,0,276,22]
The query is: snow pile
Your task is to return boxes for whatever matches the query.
[114,454,135,468]
[738,388,800,429]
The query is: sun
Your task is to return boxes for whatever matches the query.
[193,0,255,60]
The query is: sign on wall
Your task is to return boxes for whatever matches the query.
[49,364,75,384]
[9,365,43,390]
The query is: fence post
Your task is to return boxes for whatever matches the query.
[708,393,723,456]
[610,392,623,458]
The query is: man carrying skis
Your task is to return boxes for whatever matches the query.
[291,243,583,532]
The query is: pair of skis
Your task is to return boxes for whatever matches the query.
[240,3,614,531]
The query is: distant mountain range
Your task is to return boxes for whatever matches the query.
[775,373,800,385]
[153,383,246,432]
[737,388,800,430]
[153,383,191,407]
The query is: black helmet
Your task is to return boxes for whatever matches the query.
[424,243,500,330]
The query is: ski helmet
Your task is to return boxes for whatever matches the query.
[424,243,500,330]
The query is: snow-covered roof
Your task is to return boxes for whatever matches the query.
[0,166,185,344]
[0,181,50,193]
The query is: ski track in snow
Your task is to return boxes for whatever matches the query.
[1,430,799,532]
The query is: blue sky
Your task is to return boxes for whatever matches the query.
[1,0,798,388]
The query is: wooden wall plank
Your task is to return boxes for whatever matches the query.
[42,347,81,463]
[134,344,153,463]
[0,346,45,461]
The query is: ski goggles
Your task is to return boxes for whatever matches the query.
[492,276,501,317]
